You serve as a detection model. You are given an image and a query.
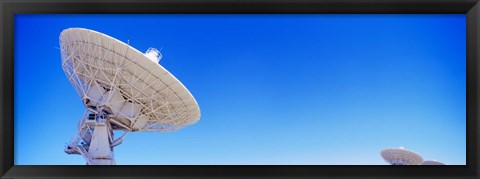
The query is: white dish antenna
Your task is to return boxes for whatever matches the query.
[60,28,200,165]
[380,147,423,165]
[421,160,446,165]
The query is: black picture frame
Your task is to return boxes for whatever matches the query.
[1,0,479,178]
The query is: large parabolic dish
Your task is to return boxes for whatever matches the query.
[60,28,200,165]
[380,147,424,165]
[60,28,200,132]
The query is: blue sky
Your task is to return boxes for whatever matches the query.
[14,14,466,165]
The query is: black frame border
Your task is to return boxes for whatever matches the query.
[1,0,479,178]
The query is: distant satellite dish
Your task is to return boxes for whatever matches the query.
[421,160,446,165]
[60,28,200,165]
[380,147,423,165]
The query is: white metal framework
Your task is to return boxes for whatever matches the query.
[380,147,423,165]
[60,28,200,165]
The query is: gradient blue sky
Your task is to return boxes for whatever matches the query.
[14,14,466,165]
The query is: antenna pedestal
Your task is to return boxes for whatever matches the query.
[87,119,115,165]
[65,111,116,165]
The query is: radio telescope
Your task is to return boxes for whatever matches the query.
[380,147,423,165]
[421,160,446,165]
[60,28,200,165]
